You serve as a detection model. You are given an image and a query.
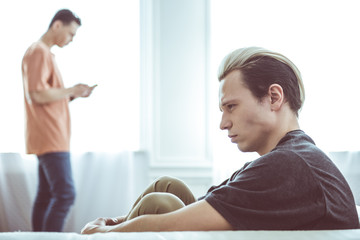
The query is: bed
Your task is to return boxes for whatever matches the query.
[1,230,360,240]
[0,153,358,239]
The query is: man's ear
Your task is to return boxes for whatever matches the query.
[268,84,284,111]
[51,20,63,30]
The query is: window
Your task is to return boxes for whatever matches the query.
[0,0,140,153]
[210,0,360,181]
[210,0,360,153]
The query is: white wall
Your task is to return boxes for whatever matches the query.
[140,0,213,197]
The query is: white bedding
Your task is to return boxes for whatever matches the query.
[0,230,360,240]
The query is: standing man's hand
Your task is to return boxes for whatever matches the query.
[82,84,97,97]
[71,84,97,100]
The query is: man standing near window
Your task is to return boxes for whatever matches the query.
[22,9,96,232]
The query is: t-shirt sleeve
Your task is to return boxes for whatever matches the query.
[198,162,251,201]
[204,151,325,230]
[24,47,51,92]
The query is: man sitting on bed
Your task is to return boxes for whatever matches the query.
[81,47,359,234]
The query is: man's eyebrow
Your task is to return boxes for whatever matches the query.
[221,101,228,107]
[221,98,236,107]
[219,99,231,112]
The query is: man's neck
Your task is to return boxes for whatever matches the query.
[257,113,300,156]
[40,31,55,49]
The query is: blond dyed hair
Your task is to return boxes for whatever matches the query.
[218,47,305,114]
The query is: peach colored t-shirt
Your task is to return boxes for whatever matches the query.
[22,41,71,155]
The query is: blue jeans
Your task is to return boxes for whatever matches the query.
[32,152,76,232]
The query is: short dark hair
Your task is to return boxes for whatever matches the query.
[49,9,81,29]
[240,56,302,114]
[218,47,304,116]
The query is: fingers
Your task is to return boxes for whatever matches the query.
[81,217,106,234]
[84,85,97,97]
[72,84,88,98]
[106,216,126,225]
[81,217,122,234]
[82,84,97,97]
[72,84,97,98]
[105,218,120,226]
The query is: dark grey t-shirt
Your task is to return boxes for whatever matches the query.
[202,130,359,230]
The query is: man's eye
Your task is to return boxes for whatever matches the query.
[228,104,235,111]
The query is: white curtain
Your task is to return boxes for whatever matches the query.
[329,151,360,205]
[0,152,149,233]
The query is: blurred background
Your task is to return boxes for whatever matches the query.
[0,0,359,232]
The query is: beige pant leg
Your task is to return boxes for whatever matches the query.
[125,176,196,220]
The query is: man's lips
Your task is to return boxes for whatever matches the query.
[228,134,237,142]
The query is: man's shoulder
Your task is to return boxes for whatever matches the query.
[252,149,307,170]
[24,41,50,59]
[269,130,328,162]
[248,136,331,178]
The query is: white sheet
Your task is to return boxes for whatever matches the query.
[1,230,360,240]
[0,152,149,232]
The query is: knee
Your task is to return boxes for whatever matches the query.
[155,175,177,184]
[53,186,76,205]
[153,176,195,204]
[67,188,76,204]
[64,187,76,205]
[142,192,185,213]
[154,176,185,191]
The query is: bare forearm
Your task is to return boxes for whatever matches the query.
[81,216,154,234]
[109,215,162,232]
[30,88,73,104]
[81,201,232,234]
[30,84,96,104]
[110,201,232,232]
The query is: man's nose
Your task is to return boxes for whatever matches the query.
[220,114,232,130]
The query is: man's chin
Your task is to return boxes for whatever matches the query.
[237,144,246,152]
[57,43,68,48]
[237,144,252,153]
